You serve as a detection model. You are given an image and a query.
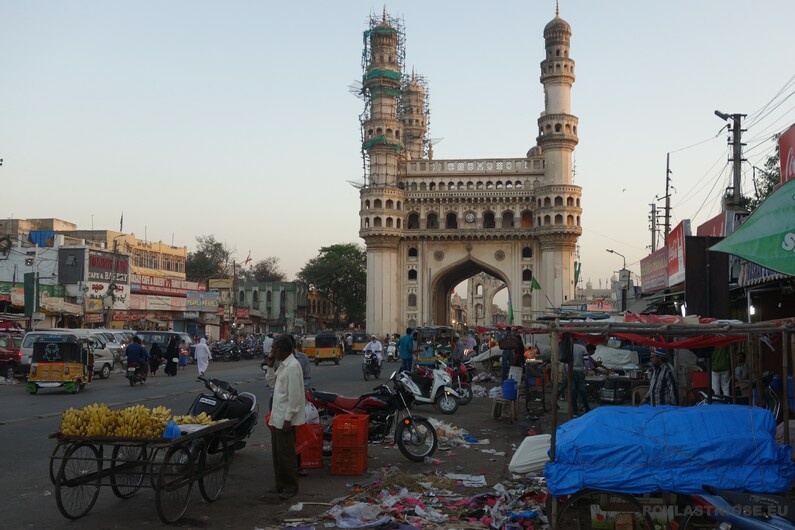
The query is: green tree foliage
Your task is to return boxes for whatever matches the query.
[185,235,232,282]
[298,243,366,328]
[247,257,288,282]
[748,146,781,211]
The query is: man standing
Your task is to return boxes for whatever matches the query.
[265,335,306,500]
[398,328,415,373]
[262,333,274,358]
[642,348,679,406]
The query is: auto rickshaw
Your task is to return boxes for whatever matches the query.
[313,332,344,365]
[415,325,454,367]
[350,332,369,354]
[26,333,94,394]
[300,335,317,360]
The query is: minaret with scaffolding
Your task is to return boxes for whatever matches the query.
[400,71,429,160]
[358,11,408,338]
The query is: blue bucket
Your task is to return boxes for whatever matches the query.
[502,378,518,400]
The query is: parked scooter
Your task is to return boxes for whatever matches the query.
[125,361,148,386]
[404,365,460,414]
[305,370,438,462]
[438,360,474,405]
[679,485,795,529]
[187,376,258,451]
[362,349,381,380]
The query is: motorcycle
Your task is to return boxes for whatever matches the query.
[438,360,474,405]
[362,349,381,380]
[405,365,460,414]
[187,376,259,451]
[679,485,795,529]
[125,361,148,386]
[306,370,438,462]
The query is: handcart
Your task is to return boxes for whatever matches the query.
[48,418,238,524]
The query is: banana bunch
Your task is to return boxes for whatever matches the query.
[171,412,215,426]
[60,403,173,439]
[61,403,117,437]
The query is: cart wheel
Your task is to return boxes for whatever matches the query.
[156,446,194,524]
[55,442,101,520]
[49,442,70,484]
[555,489,653,530]
[148,447,166,488]
[110,445,146,498]
[199,436,231,502]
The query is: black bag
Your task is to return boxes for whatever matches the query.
[498,333,517,351]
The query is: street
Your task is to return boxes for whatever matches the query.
[0,354,532,529]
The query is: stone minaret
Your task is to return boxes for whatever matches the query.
[534,5,582,310]
[359,12,405,337]
[400,71,428,160]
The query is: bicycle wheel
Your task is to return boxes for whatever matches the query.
[198,436,231,502]
[679,513,719,529]
[149,447,165,488]
[110,445,146,498]
[155,446,194,524]
[55,442,102,520]
[555,489,653,530]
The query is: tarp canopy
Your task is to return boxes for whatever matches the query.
[545,405,795,496]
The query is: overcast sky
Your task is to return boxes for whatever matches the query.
[3,1,793,304]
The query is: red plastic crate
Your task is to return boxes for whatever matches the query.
[331,447,368,475]
[299,424,323,469]
[331,414,368,449]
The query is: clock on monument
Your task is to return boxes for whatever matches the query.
[465,212,475,223]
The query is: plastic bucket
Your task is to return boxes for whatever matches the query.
[502,378,518,400]
[691,371,708,389]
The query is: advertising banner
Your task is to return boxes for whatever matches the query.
[186,291,219,313]
[667,221,691,286]
[640,247,668,293]
[780,123,795,184]
[696,211,735,237]
[129,273,200,297]
[88,250,129,284]
[710,178,795,275]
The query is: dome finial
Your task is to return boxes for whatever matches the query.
[556,0,559,16]
[382,5,387,22]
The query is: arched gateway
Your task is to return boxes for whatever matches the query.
[357,9,582,338]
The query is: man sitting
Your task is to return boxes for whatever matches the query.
[125,336,149,377]
[365,335,383,367]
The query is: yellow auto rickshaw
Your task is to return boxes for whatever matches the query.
[301,335,317,360]
[350,332,369,355]
[314,332,344,366]
[26,333,94,394]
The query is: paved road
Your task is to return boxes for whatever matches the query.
[0,354,535,529]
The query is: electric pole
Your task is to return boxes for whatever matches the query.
[714,110,747,211]
[664,152,671,240]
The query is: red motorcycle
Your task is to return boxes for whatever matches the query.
[305,371,438,462]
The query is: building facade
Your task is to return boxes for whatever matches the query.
[358,9,582,338]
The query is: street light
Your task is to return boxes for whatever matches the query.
[605,249,626,270]
[605,249,628,312]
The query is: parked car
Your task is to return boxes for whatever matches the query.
[0,331,27,380]
[22,329,117,380]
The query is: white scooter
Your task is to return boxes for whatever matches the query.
[399,365,460,414]
[386,342,398,362]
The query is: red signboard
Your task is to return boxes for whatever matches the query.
[696,211,734,237]
[667,220,691,286]
[236,308,250,319]
[780,123,795,184]
[130,273,199,297]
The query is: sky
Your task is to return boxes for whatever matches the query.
[3,1,794,306]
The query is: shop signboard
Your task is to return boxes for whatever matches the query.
[667,220,691,286]
[88,249,129,284]
[640,247,668,293]
[780,123,795,184]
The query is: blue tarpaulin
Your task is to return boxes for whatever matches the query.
[545,405,795,496]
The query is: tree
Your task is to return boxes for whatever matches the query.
[185,235,232,282]
[248,257,287,282]
[748,146,781,211]
[298,243,366,328]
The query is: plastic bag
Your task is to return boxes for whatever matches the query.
[305,402,320,424]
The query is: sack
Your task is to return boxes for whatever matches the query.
[305,402,320,424]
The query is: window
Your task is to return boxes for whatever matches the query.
[407,213,420,229]
[427,212,438,229]
[446,212,457,229]
[483,212,496,229]
[502,211,514,228]
[408,269,417,281]
[408,247,418,258]
[522,269,532,281]
[408,293,417,307]
[522,247,533,258]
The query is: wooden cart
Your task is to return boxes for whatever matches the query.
[48,419,238,524]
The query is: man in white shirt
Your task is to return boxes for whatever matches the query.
[265,335,306,500]
[262,333,274,358]
[365,335,383,366]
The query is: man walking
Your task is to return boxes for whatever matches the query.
[642,348,679,406]
[398,328,415,373]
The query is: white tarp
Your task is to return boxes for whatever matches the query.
[509,434,551,474]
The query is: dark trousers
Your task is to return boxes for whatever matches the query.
[271,426,298,494]
[571,370,591,413]
[400,357,412,373]
[501,350,513,381]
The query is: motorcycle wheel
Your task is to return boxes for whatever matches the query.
[435,393,459,414]
[362,364,369,381]
[395,417,437,462]
[456,383,473,405]
[128,376,135,387]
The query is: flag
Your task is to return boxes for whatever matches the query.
[119,212,124,232]
[709,178,795,275]
[507,291,514,325]
[243,251,252,267]
[531,277,542,291]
